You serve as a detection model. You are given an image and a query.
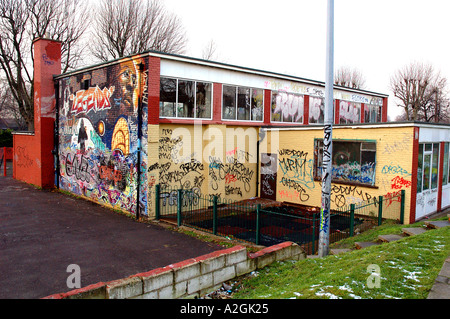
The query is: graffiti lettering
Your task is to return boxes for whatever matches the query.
[390,176,412,190]
[65,153,91,183]
[70,86,115,115]
[381,163,411,176]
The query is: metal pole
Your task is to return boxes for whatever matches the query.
[318,0,334,258]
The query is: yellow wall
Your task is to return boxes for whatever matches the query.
[261,126,415,224]
[147,123,259,217]
[148,123,415,224]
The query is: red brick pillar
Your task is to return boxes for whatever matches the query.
[33,38,61,188]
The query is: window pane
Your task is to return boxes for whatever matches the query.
[178,80,195,118]
[223,85,236,120]
[251,88,264,121]
[291,94,304,123]
[237,87,251,120]
[159,78,177,117]
[196,82,212,119]
[432,143,439,189]
[364,106,370,123]
[417,144,423,193]
[423,154,431,191]
[272,92,291,122]
[309,97,324,123]
[443,143,449,186]
[332,141,362,183]
[340,101,360,124]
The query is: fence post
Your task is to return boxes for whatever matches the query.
[177,189,182,227]
[155,185,160,221]
[378,195,384,226]
[2,147,5,177]
[312,215,316,255]
[350,204,355,237]
[400,190,405,224]
[256,204,261,246]
[213,196,218,235]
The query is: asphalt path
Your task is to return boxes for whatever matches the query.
[0,176,223,299]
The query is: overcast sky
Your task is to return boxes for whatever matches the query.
[163,0,450,120]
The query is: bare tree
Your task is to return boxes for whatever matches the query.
[91,0,187,62]
[0,0,89,130]
[334,66,366,89]
[390,62,449,122]
[202,39,217,61]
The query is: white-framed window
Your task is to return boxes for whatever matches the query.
[159,77,212,119]
[309,96,325,124]
[417,143,440,193]
[271,91,304,123]
[222,85,264,121]
[364,104,382,123]
[443,142,449,186]
[339,101,361,124]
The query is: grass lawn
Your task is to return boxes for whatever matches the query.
[232,217,450,299]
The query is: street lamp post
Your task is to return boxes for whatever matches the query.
[318,0,334,258]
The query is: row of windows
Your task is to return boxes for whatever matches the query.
[159,77,383,123]
[417,142,450,193]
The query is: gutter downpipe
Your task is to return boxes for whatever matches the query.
[53,79,60,189]
[136,62,145,220]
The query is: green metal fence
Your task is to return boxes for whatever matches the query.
[152,185,405,255]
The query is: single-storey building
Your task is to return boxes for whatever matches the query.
[13,38,450,225]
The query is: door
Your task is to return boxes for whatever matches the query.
[260,153,277,200]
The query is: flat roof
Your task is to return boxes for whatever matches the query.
[54,49,388,98]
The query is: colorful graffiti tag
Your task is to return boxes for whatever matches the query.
[58,56,148,216]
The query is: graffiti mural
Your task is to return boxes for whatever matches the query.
[58,56,149,216]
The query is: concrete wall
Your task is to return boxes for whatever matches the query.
[43,242,306,299]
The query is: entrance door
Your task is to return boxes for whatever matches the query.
[260,153,277,200]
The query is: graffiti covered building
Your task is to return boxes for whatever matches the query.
[13,38,450,224]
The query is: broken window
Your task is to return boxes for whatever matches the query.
[160,77,212,119]
[223,85,264,121]
[309,97,325,124]
[314,139,376,186]
[271,91,304,123]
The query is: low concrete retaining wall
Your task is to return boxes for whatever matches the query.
[43,241,306,299]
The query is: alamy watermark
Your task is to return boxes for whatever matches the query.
[66,264,81,289]
[366,264,381,289]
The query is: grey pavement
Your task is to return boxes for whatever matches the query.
[427,255,450,299]
[0,176,223,299]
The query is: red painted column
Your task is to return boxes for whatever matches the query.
[437,142,445,212]
[382,97,388,122]
[264,89,271,125]
[303,95,309,125]
[213,83,223,122]
[334,99,340,124]
[360,103,365,123]
[409,127,420,224]
[147,56,161,125]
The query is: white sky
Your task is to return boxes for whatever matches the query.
[163,0,450,120]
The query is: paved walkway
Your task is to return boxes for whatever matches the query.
[428,255,450,299]
[0,177,223,299]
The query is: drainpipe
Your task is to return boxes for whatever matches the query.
[136,62,145,220]
[53,79,60,189]
[256,128,266,197]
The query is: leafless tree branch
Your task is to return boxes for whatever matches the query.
[91,0,187,62]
